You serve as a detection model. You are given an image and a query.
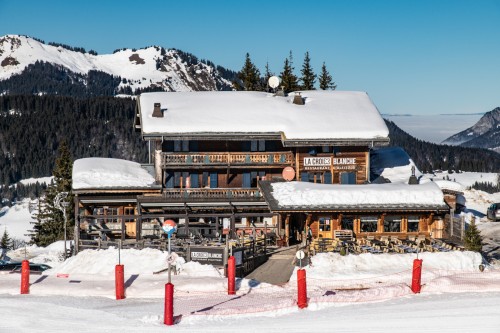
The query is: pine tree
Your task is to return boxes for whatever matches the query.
[1,228,12,250]
[31,140,74,246]
[280,51,299,93]
[318,62,337,90]
[463,220,483,252]
[300,51,316,90]
[235,53,261,91]
[263,61,274,92]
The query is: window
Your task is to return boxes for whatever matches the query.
[341,216,355,230]
[384,216,402,232]
[340,172,356,184]
[360,216,378,232]
[407,216,420,232]
[124,207,134,223]
[319,217,331,232]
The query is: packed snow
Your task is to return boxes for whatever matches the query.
[138,91,390,140]
[72,158,157,190]
[1,244,500,332]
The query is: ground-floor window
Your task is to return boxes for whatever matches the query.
[341,216,355,230]
[384,215,402,232]
[360,216,378,232]
[319,217,331,232]
[340,172,356,184]
[407,215,420,232]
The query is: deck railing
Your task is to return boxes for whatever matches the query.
[162,188,262,200]
[161,151,294,168]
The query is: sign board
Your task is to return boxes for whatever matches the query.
[190,246,225,266]
[162,219,177,236]
[296,250,305,260]
[333,157,357,170]
[233,249,243,266]
[304,157,331,170]
[282,166,295,181]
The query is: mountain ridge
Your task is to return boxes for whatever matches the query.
[442,107,500,153]
[0,34,235,94]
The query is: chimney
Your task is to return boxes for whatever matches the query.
[152,102,163,117]
[292,92,304,105]
[275,85,286,97]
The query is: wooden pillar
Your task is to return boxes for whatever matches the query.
[230,214,236,240]
[74,195,80,254]
[154,140,162,183]
[295,151,300,180]
[136,202,142,241]
[365,150,370,183]
[285,214,290,247]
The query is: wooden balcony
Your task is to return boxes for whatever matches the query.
[162,188,263,201]
[160,151,294,169]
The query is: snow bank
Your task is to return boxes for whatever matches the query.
[49,247,221,277]
[72,158,156,190]
[294,251,484,281]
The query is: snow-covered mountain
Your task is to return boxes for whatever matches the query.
[442,107,500,153]
[0,35,234,94]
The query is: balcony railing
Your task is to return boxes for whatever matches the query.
[160,151,294,168]
[162,188,263,201]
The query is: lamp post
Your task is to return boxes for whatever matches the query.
[54,192,69,258]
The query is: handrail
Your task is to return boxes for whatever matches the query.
[161,151,294,167]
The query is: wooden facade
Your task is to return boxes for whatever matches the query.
[73,91,451,251]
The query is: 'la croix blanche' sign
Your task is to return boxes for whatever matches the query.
[304,157,357,170]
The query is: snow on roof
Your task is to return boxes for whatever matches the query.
[268,181,446,209]
[72,158,156,190]
[431,180,465,193]
[138,91,389,140]
[370,147,421,183]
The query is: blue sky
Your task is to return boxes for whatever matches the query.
[0,0,499,115]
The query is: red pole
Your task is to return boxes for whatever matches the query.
[164,282,174,326]
[228,256,236,295]
[20,260,30,294]
[411,259,423,293]
[115,264,125,300]
[297,268,308,308]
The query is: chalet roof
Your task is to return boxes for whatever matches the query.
[259,180,449,212]
[136,91,390,145]
[72,158,160,192]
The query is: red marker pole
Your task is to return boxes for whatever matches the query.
[297,268,308,308]
[20,260,30,294]
[115,264,125,300]
[164,282,174,325]
[228,256,236,295]
[411,259,423,294]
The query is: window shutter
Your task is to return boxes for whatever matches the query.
[210,172,218,188]
[251,140,258,152]
[182,140,189,152]
[324,171,332,184]
[190,173,199,188]
[301,172,309,182]
[258,140,266,151]
[243,172,251,188]
[174,140,181,152]
[165,172,174,188]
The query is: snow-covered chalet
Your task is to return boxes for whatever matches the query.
[72,90,450,253]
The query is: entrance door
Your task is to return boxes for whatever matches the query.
[318,217,333,239]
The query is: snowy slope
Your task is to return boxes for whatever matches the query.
[0,35,232,92]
